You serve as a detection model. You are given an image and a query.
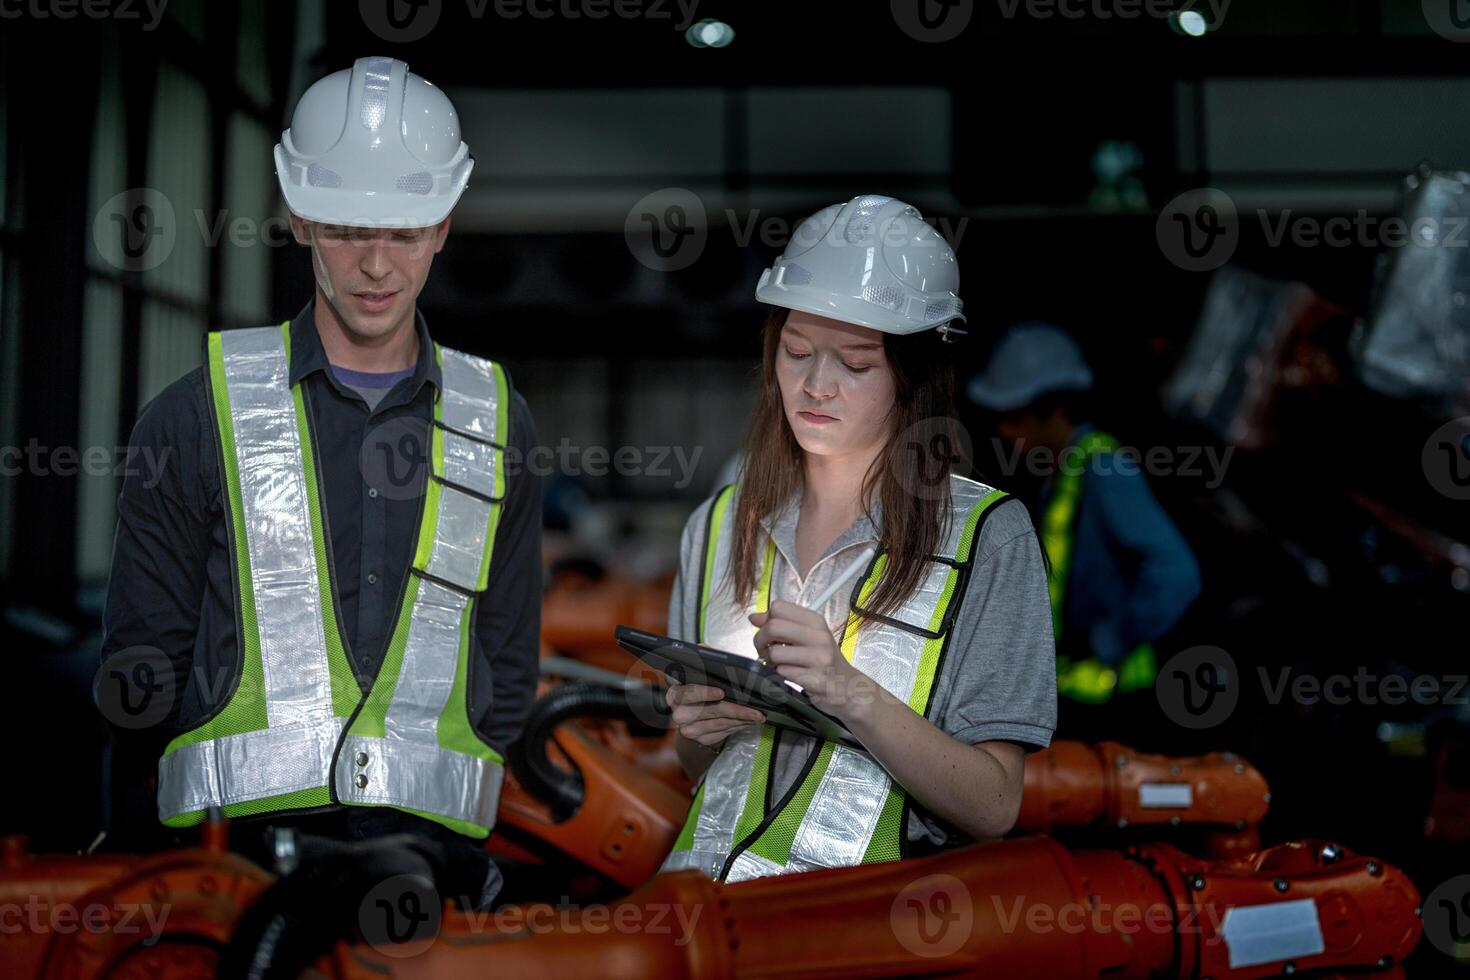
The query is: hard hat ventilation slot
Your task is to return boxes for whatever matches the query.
[359,57,394,131]
[307,164,342,189]
[925,299,962,321]
[863,284,905,311]
[843,195,896,244]
[396,172,434,194]
[782,263,813,286]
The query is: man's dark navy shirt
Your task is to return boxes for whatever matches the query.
[99,299,543,839]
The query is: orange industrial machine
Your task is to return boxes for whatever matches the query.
[493,681,1275,880]
[0,684,1416,979]
[1017,740,1272,857]
[304,835,1420,979]
[0,822,271,979]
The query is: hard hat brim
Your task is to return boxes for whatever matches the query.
[966,372,1093,412]
[274,145,471,229]
[756,281,965,337]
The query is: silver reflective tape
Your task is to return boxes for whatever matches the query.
[337,733,504,830]
[1221,899,1325,969]
[441,429,500,500]
[676,476,995,880]
[1139,783,1194,808]
[219,328,332,732]
[359,56,393,131]
[724,849,784,884]
[787,747,889,871]
[659,851,708,874]
[157,719,342,820]
[440,348,502,442]
[658,728,762,879]
[383,577,470,742]
[424,484,491,590]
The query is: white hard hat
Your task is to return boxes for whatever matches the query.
[966,322,1094,412]
[274,56,472,228]
[756,195,965,338]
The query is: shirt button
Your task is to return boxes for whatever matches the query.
[367,572,378,585]
[368,487,379,499]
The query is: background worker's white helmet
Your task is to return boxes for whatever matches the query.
[966,322,1095,412]
[755,194,965,339]
[274,56,472,228]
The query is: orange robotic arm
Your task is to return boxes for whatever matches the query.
[325,835,1420,980]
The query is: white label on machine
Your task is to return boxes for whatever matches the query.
[1221,899,1325,968]
[1138,782,1193,808]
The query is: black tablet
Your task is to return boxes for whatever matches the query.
[615,625,864,751]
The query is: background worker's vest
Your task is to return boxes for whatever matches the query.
[661,475,1008,883]
[156,323,510,838]
[1043,429,1157,705]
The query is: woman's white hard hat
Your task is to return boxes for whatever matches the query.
[756,195,965,339]
[274,56,472,228]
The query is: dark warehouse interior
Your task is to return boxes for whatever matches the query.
[0,1,1467,976]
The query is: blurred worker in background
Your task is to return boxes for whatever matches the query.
[966,322,1200,712]
[97,57,541,908]
[660,196,1057,883]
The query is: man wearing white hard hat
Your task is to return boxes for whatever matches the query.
[659,196,1056,881]
[100,57,541,906]
[967,322,1200,709]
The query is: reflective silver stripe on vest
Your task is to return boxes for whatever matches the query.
[159,721,343,816]
[682,727,765,879]
[336,731,505,829]
[158,326,335,822]
[159,330,506,830]
[663,475,995,881]
[334,348,506,828]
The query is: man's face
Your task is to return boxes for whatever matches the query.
[290,216,450,341]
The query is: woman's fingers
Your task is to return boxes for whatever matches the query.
[665,682,726,707]
[752,617,825,652]
[765,599,829,628]
[670,697,764,728]
[679,710,766,745]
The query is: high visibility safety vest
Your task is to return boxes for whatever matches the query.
[155,323,510,839]
[661,475,1009,883]
[1043,429,1157,705]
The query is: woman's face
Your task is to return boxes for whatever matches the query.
[775,310,896,460]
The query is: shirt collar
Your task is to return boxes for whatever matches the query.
[758,486,882,578]
[286,296,443,397]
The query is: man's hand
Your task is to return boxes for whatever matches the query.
[666,683,765,748]
[750,600,876,718]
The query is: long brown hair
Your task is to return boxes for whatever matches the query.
[726,306,958,630]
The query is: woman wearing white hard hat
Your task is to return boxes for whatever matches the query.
[660,195,1057,882]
